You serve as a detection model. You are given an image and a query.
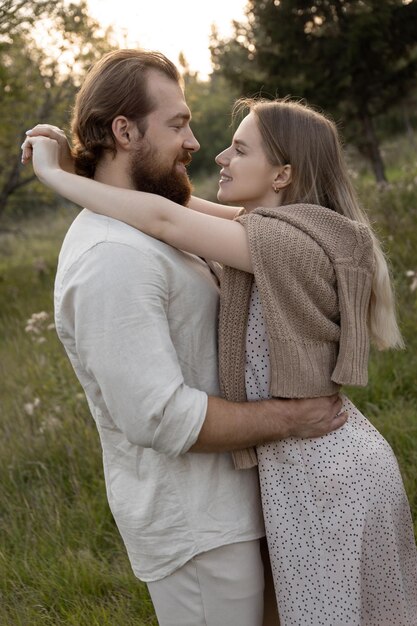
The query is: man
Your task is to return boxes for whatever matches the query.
[24,49,345,625]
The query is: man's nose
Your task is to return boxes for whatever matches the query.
[184,129,200,153]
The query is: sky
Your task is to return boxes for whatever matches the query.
[86,0,248,79]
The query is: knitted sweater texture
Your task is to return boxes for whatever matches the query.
[217,203,374,469]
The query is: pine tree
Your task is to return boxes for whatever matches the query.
[211,0,417,182]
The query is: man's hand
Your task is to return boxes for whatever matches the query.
[191,394,346,453]
[21,124,74,173]
[277,394,346,440]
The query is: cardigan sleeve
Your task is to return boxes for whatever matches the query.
[331,225,374,386]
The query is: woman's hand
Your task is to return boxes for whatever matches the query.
[21,135,61,184]
[21,124,75,173]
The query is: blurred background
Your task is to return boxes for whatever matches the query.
[1,1,417,624]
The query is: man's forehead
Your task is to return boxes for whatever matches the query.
[146,71,190,120]
[150,101,191,124]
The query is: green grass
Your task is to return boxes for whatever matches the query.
[1,140,417,623]
[0,209,158,625]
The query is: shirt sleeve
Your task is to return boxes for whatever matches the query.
[59,241,208,456]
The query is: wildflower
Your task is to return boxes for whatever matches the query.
[25,311,49,331]
[25,312,53,342]
[24,397,40,416]
[25,322,40,334]
[24,403,35,416]
[405,270,417,293]
[38,415,61,435]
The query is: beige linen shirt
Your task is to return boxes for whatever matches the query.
[54,209,264,582]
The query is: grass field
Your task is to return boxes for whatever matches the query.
[1,142,416,624]
[0,209,158,625]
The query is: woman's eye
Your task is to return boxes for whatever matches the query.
[235,147,244,155]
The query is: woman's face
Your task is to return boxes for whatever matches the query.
[215,112,280,211]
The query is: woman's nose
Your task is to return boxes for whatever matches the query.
[215,148,229,166]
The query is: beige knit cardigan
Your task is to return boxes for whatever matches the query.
[218,203,374,469]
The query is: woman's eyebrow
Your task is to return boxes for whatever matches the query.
[234,138,249,148]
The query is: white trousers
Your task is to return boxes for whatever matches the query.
[147,539,279,626]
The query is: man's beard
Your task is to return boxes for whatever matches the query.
[129,143,192,206]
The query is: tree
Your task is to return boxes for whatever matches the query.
[211,0,417,183]
[0,0,58,35]
[0,0,117,221]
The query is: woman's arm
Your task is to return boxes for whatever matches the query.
[25,136,253,273]
[23,124,240,220]
[188,196,242,220]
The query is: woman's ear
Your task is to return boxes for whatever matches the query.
[273,164,292,190]
[112,116,138,150]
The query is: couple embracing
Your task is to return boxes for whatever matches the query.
[23,49,417,625]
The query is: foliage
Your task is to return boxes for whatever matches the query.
[210,0,417,182]
[0,0,59,36]
[0,0,117,221]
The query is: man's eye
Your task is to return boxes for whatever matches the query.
[235,147,244,155]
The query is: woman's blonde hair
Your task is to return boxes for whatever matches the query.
[233,97,404,350]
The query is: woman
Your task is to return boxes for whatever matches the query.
[24,97,417,625]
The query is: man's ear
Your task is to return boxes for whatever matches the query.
[273,164,292,189]
[112,116,139,150]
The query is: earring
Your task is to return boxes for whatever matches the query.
[273,184,280,194]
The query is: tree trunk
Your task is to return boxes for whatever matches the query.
[0,155,36,222]
[0,89,56,222]
[0,158,21,220]
[402,102,417,151]
[359,111,387,184]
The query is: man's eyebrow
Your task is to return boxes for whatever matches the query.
[167,112,191,123]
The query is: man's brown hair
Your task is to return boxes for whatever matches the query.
[71,49,181,178]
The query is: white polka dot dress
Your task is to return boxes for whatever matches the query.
[245,283,417,625]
